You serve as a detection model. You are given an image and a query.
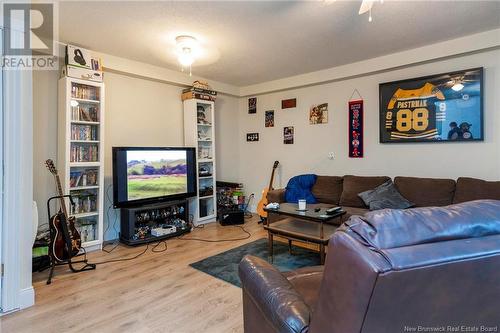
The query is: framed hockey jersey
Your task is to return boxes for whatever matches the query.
[379,68,483,143]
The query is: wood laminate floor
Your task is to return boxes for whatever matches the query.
[0,216,276,333]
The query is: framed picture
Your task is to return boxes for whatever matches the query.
[309,103,328,124]
[265,110,274,127]
[246,133,259,142]
[281,98,296,109]
[248,97,257,114]
[283,126,294,144]
[379,67,483,143]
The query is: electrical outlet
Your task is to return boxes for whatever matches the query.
[328,152,335,160]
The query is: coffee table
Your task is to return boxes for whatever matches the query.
[264,203,346,264]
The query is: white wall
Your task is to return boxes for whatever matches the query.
[237,49,500,210]
[33,70,239,241]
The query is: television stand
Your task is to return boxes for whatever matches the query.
[119,199,191,246]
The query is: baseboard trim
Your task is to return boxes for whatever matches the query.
[19,287,35,309]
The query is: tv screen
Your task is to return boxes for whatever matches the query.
[112,147,197,208]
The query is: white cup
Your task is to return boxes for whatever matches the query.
[298,199,307,211]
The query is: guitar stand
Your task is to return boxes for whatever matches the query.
[46,195,96,285]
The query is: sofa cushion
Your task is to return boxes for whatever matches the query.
[342,200,500,250]
[358,180,414,210]
[311,176,343,205]
[453,177,500,204]
[339,175,391,208]
[394,176,455,207]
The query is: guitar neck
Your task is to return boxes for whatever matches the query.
[55,174,69,218]
[268,169,276,190]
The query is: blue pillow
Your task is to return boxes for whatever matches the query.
[285,174,318,204]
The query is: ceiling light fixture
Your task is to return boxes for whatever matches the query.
[175,35,198,76]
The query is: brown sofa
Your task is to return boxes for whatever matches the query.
[239,200,500,333]
[267,175,500,223]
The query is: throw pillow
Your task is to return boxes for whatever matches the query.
[285,174,318,204]
[358,180,414,210]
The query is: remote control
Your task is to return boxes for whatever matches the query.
[325,206,342,215]
[314,208,321,212]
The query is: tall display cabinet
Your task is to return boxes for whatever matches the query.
[58,77,105,251]
[183,99,217,225]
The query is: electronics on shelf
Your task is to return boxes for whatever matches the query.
[120,200,190,245]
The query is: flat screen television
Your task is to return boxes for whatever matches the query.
[112,147,197,208]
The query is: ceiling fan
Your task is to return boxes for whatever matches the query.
[326,0,384,22]
[437,71,480,92]
[358,0,383,22]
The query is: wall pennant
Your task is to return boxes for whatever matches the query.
[349,99,364,158]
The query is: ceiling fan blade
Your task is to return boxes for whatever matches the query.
[359,0,374,15]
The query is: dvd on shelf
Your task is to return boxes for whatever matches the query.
[71,83,100,100]
[71,124,99,141]
[70,144,99,162]
[70,169,98,187]
[70,190,98,215]
[71,105,99,122]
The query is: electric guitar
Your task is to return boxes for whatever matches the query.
[45,159,82,261]
[256,161,280,221]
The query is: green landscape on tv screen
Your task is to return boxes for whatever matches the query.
[126,150,188,201]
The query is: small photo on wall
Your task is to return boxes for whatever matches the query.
[283,126,294,144]
[265,110,274,127]
[282,98,297,109]
[247,133,259,142]
[248,97,257,114]
[309,103,328,124]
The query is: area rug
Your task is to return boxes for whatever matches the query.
[189,238,320,287]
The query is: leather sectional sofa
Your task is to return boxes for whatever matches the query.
[267,175,500,222]
[239,200,500,333]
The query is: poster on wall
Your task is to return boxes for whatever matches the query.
[247,133,259,142]
[283,126,294,144]
[349,100,364,158]
[248,97,257,114]
[309,103,328,124]
[379,68,483,143]
[281,98,296,109]
[265,110,274,127]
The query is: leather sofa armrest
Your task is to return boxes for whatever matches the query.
[239,255,311,333]
[267,188,286,203]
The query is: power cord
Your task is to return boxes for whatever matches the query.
[91,243,151,265]
[178,224,251,242]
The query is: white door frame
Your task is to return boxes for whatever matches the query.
[0,27,3,312]
[1,23,35,313]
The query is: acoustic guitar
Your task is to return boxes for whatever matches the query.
[45,159,82,262]
[256,161,280,221]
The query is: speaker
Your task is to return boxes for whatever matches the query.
[218,210,244,226]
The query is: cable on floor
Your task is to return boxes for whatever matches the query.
[178,224,251,242]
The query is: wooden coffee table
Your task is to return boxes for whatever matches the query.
[264,204,346,264]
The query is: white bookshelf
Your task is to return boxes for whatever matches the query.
[58,77,105,252]
[183,99,217,225]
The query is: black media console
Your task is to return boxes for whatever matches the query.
[119,199,191,245]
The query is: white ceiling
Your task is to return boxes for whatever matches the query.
[59,1,500,86]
